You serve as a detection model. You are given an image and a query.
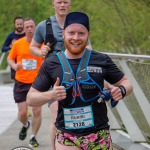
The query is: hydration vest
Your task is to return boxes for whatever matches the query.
[56,49,103,105]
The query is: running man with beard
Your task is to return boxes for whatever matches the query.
[30,1,92,149]
[1,16,25,79]
[27,12,133,150]
[2,16,25,53]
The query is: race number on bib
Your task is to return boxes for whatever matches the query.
[22,59,37,70]
[64,106,94,129]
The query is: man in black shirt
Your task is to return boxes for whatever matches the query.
[1,16,25,79]
[27,12,133,150]
[1,16,25,53]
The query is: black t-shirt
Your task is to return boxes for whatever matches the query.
[32,50,124,135]
[33,51,124,91]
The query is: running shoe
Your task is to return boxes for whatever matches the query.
[19,121,30,140]
[29,137,39,148]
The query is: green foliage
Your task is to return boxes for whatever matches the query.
[0,53,9,69]
[0,0,150,54]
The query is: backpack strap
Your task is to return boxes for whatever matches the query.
[57,49,92,83]
[44,18,57,53]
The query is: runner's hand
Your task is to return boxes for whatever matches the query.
[52,77,66,101]
[40,43,50,57]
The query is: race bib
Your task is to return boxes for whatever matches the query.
[22,59,37,70]
[64,106,94,129]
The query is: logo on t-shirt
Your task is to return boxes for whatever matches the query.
[87,66,102,73]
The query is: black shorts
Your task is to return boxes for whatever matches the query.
[13,80,32,103]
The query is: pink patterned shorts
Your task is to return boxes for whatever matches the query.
[56,129,112,150]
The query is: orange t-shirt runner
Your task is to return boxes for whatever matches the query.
[8,37,44,84]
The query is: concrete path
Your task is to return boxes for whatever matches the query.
[0,83,17,135]
[0,83,51,149]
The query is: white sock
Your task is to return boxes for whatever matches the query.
[24,121,29,128]
[30,135,35,140]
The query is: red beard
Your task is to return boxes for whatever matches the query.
[64,38,88,55]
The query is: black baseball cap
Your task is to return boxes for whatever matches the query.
[64,12,90,31]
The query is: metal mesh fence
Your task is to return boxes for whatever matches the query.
[110,57,150,143]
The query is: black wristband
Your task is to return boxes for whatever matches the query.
[118,85,126,98]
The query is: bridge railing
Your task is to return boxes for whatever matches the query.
[0,52,12,84]
[102,52,150,146]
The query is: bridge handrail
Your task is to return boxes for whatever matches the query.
[101,52,150,60]
[99,51,150,149]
